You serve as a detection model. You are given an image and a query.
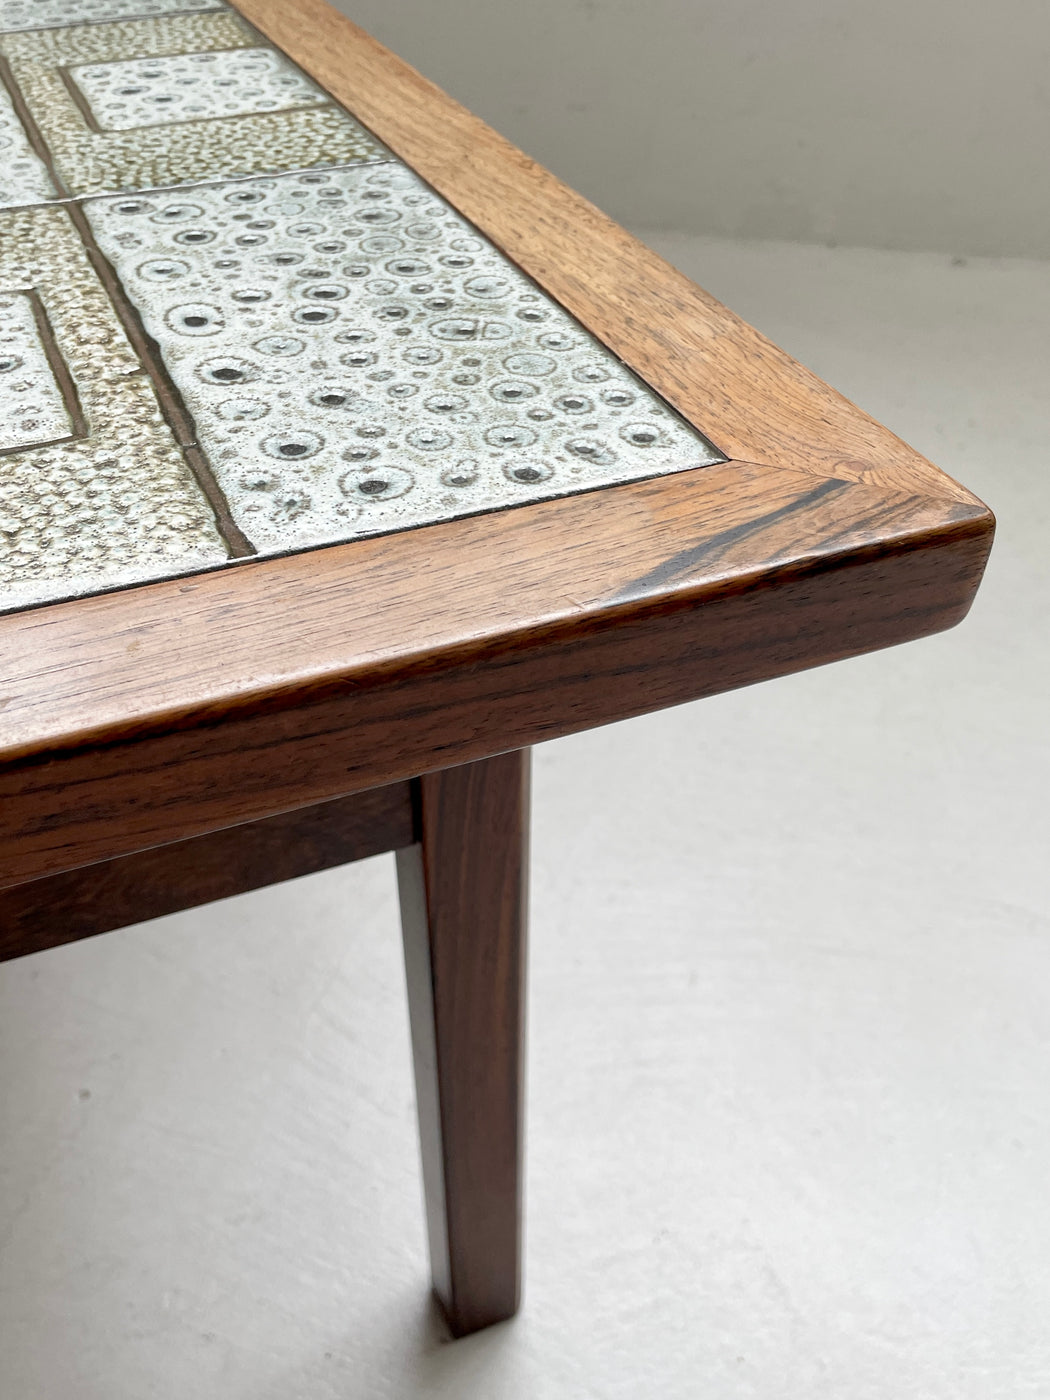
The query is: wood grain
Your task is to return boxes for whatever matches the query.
[232,0,982,504]
[0,782,414,962]
[397,750,529,1335]
[0,464,991,888]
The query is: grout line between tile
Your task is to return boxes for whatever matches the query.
[0,155,401,215]
[0,39,329,561]
[0,50,70,196]
[0,36,395,565]
[66,196,257,558]
[55,63,102,134]
[26,285,89,439]
[83,153,402,202]
[182,444,257,558]
[0,432,76,461]
[0,3,228,37]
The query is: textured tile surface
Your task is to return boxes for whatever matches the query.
[85,165,723,556]
[0,204,227,612]
[0,0,225,31]
[0,75,57,208]
[0,290,75,450]
[68,45,331,131]
[1,13,387,197]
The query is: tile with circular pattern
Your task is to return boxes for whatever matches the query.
[84,164,724,557]
[67,45,330,131]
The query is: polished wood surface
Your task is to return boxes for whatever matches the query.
[0,783,414,962]
[0,464,990,888]
[0,461,990,888]
[397,751,529,1336]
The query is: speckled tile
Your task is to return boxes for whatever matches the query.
[0,0,226,33]
[0,203,227,613]
[0,12,388,197]
[0,76,57,208]
[84,165,723,557]
[68,46,330,131]
[0,290,75,450]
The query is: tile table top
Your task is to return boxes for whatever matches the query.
[0,0,722,613]
[0,0,994,913]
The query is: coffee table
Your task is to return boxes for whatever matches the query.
[0,0,994,1339]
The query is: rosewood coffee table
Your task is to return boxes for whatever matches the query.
[0,0,993,1340]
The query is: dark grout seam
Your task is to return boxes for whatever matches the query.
[0,49,256,559]
[0,3,227,35]
[0,50,71,195]
[0,154,400,215]
[69,200,257,557]
[55,64,103,134]
[27,285,89,439]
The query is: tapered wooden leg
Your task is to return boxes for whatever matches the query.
[396,749,529,1337]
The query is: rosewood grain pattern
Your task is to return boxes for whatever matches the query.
[0,464,983,763]
[0,783,414,961]
[0,472,990,887]
[397,750,528,1335]
[232,0,981,505]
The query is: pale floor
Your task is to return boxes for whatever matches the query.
[1,233,1047,1399]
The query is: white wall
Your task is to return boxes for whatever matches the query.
[334,0,1050,259]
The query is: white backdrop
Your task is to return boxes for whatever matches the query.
[334,0,1050,259]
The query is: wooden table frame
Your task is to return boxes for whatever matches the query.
[0,0,993,1340]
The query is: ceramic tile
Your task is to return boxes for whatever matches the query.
[0,76,57,208]
[84,165,723,557]
[0,0,225,33]
[0,291,74,449]
[0,203,227,613]
[1,12,388,197]
[68,46,330,131]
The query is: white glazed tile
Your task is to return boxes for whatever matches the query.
[69,46,330,131]
[85,165,723,557]
[0,291,73,450]
[0,78,56,208]
[0,0,225,32]
[0,204,227,613]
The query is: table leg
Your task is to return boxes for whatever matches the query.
[396,749,529,1337]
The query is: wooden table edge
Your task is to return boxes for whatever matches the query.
[0,463,991,887]
[0,460,992,767]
